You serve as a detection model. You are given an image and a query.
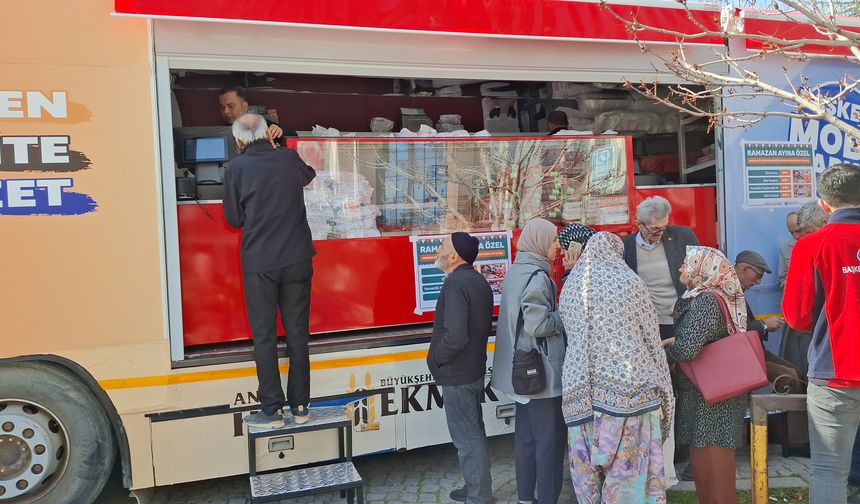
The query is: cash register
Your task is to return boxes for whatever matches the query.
[173,126,238,201]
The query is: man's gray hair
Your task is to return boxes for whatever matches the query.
[636,196,672,223]
[797,201,827,232]
[232,113,268,145]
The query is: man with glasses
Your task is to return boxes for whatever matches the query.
[734,251,802,391]
[622,196,700,341]
[734,250,787,339]
[780,201,828,378]
[777,211,800,290]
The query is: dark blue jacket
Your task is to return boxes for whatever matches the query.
[427,264,494,386]
[223,140,316,273]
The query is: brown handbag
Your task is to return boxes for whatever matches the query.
[678,292,768,404]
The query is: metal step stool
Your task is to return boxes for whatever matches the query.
[246,405,364,503]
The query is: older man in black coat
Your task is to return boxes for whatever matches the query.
[427,232,494,504]
[224,113,316,429]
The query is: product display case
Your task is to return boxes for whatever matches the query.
[177,136,635,346]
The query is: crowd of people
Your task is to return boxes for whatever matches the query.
[427,162,860,504]
[222,113,860,503]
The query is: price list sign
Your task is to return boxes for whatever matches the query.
[743,143,815,207]
[410,231,512,314]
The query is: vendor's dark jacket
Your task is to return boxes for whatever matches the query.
[746,303,768,341]
[427,264,494,386]
[223,139,316,274]
[622,225,700,297]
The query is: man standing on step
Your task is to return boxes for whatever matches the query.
[427,233,495,504]
[224,113,317,429]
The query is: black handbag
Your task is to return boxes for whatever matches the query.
[511,270,548,395]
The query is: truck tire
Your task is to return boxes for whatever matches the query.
[0,362,116,504]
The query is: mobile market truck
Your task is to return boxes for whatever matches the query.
[2,0,857,502]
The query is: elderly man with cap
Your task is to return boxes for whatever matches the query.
[427,232,495,504]
[734,250,786,339]
[734,251,805,394]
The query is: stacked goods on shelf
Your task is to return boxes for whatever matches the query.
[553,106,595,132]
[551,82,602,99]
[436,114,464,133]
[304,171,381,240]
[550,83,685,135]
[304,176,336,240]
[595,110,664,134]
[328,171,382,239]
[436,85,463,97]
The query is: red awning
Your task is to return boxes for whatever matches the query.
[113,0,725,45]
[743,13,860,57]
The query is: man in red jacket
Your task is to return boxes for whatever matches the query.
[782,163,860,504]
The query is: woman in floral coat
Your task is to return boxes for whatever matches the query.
[559,232,674,503]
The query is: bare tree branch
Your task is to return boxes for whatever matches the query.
[600,0,859,143]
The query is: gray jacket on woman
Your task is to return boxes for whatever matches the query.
[490,252,566,401]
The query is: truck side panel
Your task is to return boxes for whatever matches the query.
[3,0,166,490]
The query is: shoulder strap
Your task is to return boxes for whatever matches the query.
[706,290,738,334]
[513,268,550,351]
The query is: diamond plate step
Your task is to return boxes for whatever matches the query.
[247,406,351,438]
[250,461,363,502]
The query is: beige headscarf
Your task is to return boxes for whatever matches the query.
[516,218,557,261]
[682,246,748,331]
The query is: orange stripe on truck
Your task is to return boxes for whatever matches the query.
[98,343,496,390]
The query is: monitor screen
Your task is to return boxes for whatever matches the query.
[183,136,228,162]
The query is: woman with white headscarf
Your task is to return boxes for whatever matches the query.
[560,232,674,503]
[491,218,566,504]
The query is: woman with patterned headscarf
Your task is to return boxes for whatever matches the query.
[560,231,674,503]
[557,224,597,280]
[665,246,748,504]
[491,218,567,504]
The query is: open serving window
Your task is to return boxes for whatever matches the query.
[177,136,633,348]
[294,136,633,237]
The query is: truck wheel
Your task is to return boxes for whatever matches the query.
[0,362,115,504]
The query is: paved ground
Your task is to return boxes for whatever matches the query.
[96,434,812,504]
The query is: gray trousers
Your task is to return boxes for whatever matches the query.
[808,381,860,504]
[442,378,494,504]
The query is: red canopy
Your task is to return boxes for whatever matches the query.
[743,12,860,57]
[113,0,725,45]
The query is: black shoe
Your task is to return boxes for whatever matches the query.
[449,487,466,502]
[489,106,500,119]
[507,105,517,119]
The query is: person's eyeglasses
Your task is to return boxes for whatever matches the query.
[747,265,765,280]
[638,221,668,235]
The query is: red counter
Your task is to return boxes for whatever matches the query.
[178,202,438,346]
[177,183,717,347]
